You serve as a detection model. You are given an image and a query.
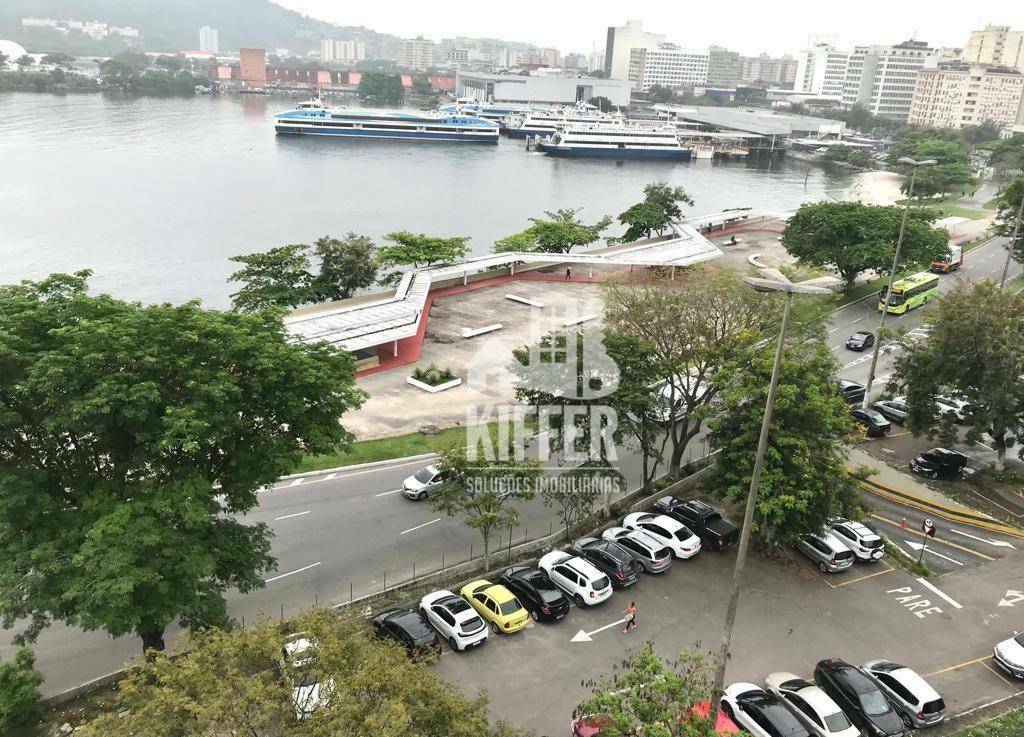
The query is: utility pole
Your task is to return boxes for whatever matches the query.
[999,190,1023,288]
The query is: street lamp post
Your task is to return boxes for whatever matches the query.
[708,270,838,724]
[998,189,1024,288]
[861,157,936,410]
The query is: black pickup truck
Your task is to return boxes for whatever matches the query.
[651,496,739,550]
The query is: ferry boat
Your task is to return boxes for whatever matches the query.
[505,103,620,139]
[536,122,693,160]
[438,97,549,123]
[274,98,499,143]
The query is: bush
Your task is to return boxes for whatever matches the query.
[412,363,456,386]
[0,647,44,735]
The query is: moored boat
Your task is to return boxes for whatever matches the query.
[536,122,693,160]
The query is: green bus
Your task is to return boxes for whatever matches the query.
[879,271,940,314]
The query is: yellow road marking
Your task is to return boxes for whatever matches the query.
[871,514,995,561]
[831,566,896,587]
[925,655,991,676]
[982,660,1018,689]
[857,480,1024,537]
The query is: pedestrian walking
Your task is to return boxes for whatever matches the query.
[622,601,637,633]
[565,266,572,280]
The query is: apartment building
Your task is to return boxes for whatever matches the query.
[909,61,1024,129]
[963,25,1024,72]
[843,39,935,120]
[795,37,849,97]
[628,45,709,91]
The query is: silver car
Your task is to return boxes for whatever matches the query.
[863,660,945,729]
[601,526,673,573]
[796,532,855,573]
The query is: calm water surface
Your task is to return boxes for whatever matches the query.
[0,92,852,307]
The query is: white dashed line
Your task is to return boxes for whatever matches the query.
[400,518,441,535]
[289,478,304,487]
[265,562,321,583]
[375,489,403,497]
[274,510,311,521]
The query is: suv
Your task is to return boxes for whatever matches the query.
[814,659,905,737]
[850,408,891,437]
[601,527,674,574]
[837,380,866,405]
[828,520,884,563]
[797,532,855,574]
[873,397,909,424]
[571,538,639,588]
[652,497,739,550]
[909,448,968,479]
[538,551,613,606]
[863,660,945,729]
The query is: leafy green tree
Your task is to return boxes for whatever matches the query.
[0,647,44,735]
[587,95,615,112]
[154,54,186,71]
[988,136,1024,178]
[618,182,694,242]
[576,643,720,737]
[890,281,1024,470]
[708,340,861,548]
[229,243,314,313]
[961,122,1002,148]
[824,144,873,168]
[0,53,8,68]
[996,179,1024,266]
[15,55,34,69]
[0,272,366,653]
[379,231,470,272]
[310,233,379,302]
[357,72,404,103]
[647,85,675,103]
[81,608,524,737]
[411,75,433,94]
[782,201,949,289]
[495,208,611,255]
[41,52,75,68]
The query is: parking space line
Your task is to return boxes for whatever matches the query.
[981,661,1018,689]
[915,577,962,609]
[925,655,990,677]
[870,514,995,560]
[830,566,896,588]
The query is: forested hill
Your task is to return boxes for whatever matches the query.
[0,0,396,55]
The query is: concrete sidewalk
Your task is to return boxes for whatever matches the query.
[848,446,974,510]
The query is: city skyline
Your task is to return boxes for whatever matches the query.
[273,0,1022,56]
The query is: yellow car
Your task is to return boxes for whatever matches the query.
[460,579,530,634]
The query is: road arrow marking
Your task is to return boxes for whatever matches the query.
[904,540,964,566]
[950,529,1016,549]
[998,590,1024,607]
[571,618,628,642]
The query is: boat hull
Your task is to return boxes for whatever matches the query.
[275,125,498,143]
[505,127,556,139]
[539,145,692,160]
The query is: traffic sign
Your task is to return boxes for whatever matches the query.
[922,518,936,538]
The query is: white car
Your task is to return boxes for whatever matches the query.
[281,633,333,720]
[863,660,946,729]
[721,682,812,737]
[419,589,488,651]
[537,551,612,606]
[994,630,1024,679]
[402,464,447,500]
[602,527,674,573]
[828,519,884,562]
[621,512,701,559]
[764,672,860,737]
[935,395,969,422]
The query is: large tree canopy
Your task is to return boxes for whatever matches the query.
[782,201,949,289]
[495,208,611,254]
[0,272,366,652]
[379,231,470,269]
[617,181,694,242]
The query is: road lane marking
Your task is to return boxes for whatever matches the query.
[828,327,839,334]
[851,317,864,323]
[375,489,403,497]
[571,618,629,642]
[274,510,311,521]
[916,577,963,609]
[824,566,895,588]
[265,562,321,583]
[289,478,304,487]
[400,518,441,535]
[982,661,1017,689]
[831,345,841,351]
[903,540,963,565]
[925,655,991,676]
[324,473,337,480]
[870,514,995,560]
[950,529,1016,549]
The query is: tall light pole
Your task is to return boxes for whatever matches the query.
[862,157,936,409]
[998,186,1024,288]
[709,270,839,724]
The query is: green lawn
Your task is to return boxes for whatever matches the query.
[894,197,992,220]
[951,706,1024,737]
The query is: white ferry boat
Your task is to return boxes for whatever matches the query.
[505,103,620,139]
[274,98,499,143]
[438,97,549,123]
[536,122,693,160]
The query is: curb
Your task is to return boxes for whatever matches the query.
[277,452,438,481]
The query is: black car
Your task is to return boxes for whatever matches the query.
[873,397,909,424]
[651,497,739,550]
[846,331,876,351]
[851,408,891,437]
[814,659,905,737]
[838,379,866,405]
[723,687,812,737]
[909,448,969,479]
[571,537,639,588]
[372,608,441,659]
[499,566,571,622]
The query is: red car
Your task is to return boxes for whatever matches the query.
[571,703,739,736]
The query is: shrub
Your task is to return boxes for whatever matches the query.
[412,363,456,386]
[0,647,44,735]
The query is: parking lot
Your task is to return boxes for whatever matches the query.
[433,521,1024,736]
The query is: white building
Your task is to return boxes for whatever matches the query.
[628,45,709,92]
[456,71,631,106]
[199,26,219,54]
[604,20,665,81]
[795,37,850,97]
[320,39,366,64]
[963,25,1024,73]
[909,62,1024,129]
[842,39,936,120]
[394,36,435,71]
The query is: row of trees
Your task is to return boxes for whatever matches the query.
[890,127,978,198]
[823,144,874,169]
[99,51,203,95]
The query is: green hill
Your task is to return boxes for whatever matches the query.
[0,0,396,55]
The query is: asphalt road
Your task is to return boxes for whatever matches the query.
[2,236,1019,697]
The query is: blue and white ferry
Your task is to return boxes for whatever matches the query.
[274,98,499,143]
[438,97,549,124]
[505,103,620,139]
[536,122,693,160]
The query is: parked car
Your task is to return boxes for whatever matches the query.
[571,537,639,588]
[621,512,702,559]
[538,551,613,607]
[837,379,866,405]
[764,672,860,737]
[499,565,571,622]
[401,464,449,500]
[828,519,885,562]
[851,408,891,437]
[814,659,905,737]
[601,527,674,574]
[846,331,875,351]
[281,633,333,720]
[993,630,1024,679]
[720,683,811,737]
[796,532,855,574]
[418,589,488,651]
[371,608,442,658]
[863,660,945,729]
[459,579,530,634]
[651,497,739,550]
[935,394,970,422]
[873,397,909,424]
[909,448,968,479]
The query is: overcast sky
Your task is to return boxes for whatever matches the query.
[274,0,1020,56]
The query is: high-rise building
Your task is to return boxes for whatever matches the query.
[239,48,267,90]
[795,36,850,97]
[604,20,665,80]
[588,49,606,74]
[963,25,1024,72]
[394,37,435,71]
[198,26,219,54]
[563,52,589,70]
[320,39,366,64]
[909,61,1024,129]
[739,53,798,87]
[628,45,709,92]
[537,47,561,68]
[842,39,935,120]
[707,45,740,87]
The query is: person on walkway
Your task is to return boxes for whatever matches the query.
[622,601,637,633]
[565,266,572,280]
